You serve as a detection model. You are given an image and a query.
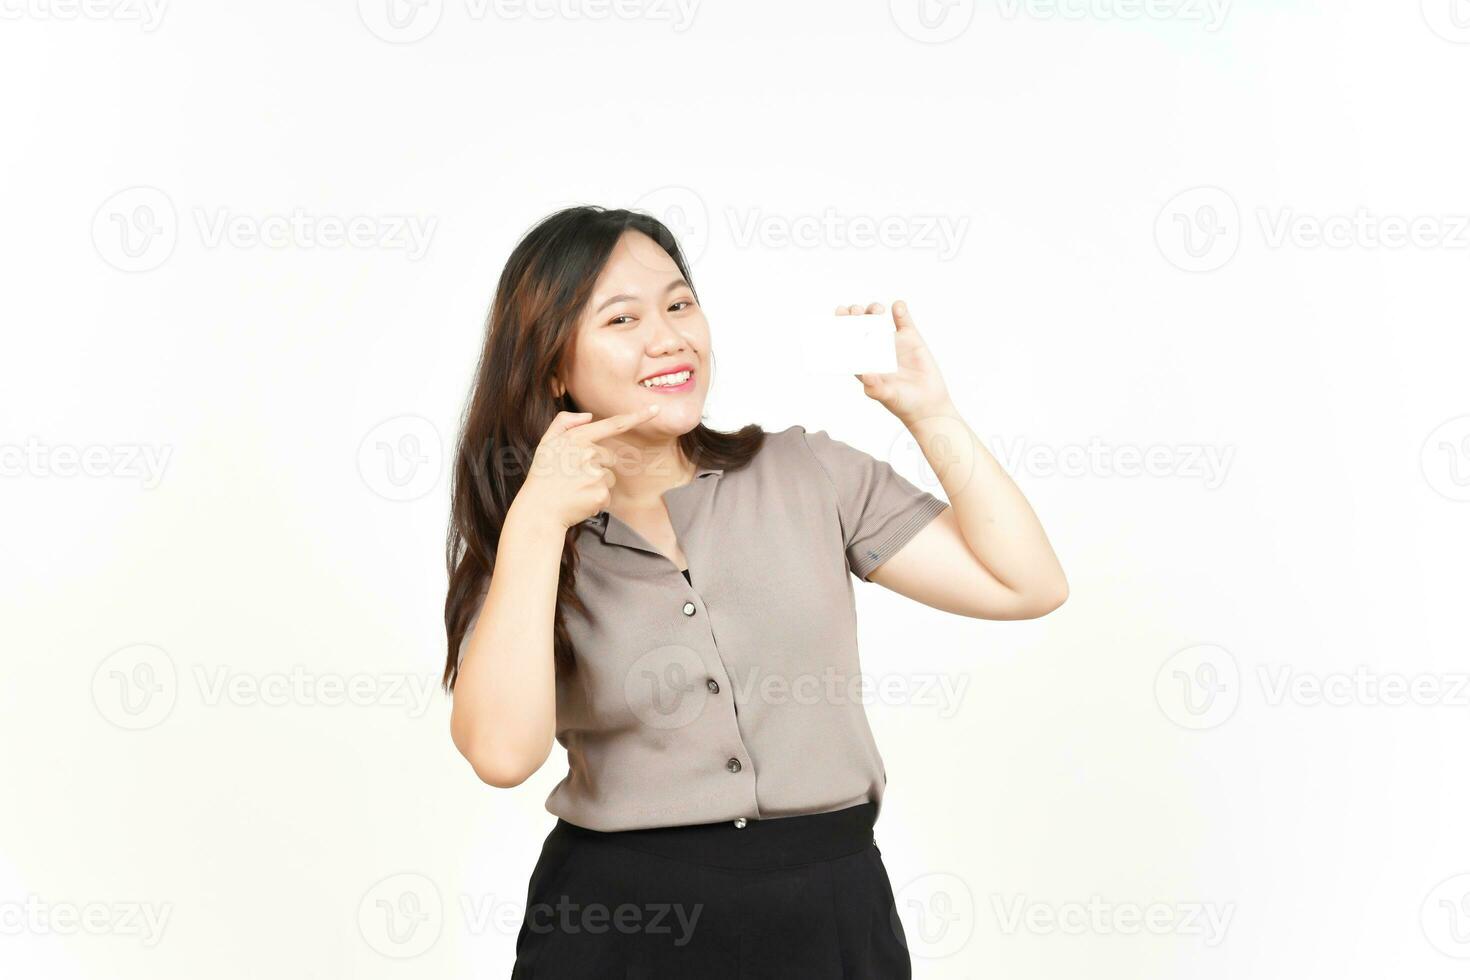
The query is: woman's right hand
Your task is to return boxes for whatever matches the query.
[517,405,661,530]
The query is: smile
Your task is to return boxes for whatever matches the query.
[639,369,694,391]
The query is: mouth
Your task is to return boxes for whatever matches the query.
[637,365,695,394]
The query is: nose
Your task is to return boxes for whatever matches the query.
[647,312,688,355]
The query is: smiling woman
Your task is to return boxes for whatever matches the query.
[443,204,1027,978]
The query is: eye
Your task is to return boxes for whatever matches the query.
[608,314,634,326]
[669,299,694,312]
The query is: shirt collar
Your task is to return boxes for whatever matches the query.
[579,463,724,539]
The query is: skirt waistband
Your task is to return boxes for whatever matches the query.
[551,802,878,871]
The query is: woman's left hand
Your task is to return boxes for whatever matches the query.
[837,300,953,425]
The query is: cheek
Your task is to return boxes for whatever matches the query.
[575,335,643,386]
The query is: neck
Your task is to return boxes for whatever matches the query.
[606,437,695,510]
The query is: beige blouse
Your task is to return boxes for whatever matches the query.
[458,423,950,832]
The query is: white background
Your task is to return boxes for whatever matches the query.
[3,0,1470,977]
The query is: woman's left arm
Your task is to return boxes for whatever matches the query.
[842,300,1069,620]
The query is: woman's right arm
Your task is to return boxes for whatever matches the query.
[449,498,567,788]
[447,404,660,788]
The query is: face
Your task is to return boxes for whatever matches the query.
[555,229,711,451]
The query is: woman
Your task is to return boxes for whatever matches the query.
[444,205,1068,978]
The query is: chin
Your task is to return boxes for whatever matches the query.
[649,402,703,430]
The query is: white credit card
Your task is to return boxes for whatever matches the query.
[799,313,898,375]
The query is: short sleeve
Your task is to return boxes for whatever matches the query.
[798,426,950,581]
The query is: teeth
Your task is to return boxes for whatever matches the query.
[640,370,691,388]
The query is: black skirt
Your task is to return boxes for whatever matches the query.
[510,802,911,978]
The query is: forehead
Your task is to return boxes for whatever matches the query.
[592,229,679,293]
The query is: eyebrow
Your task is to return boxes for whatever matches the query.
[593,277,690,314]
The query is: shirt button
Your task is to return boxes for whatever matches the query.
[733,817,748,829]
[726,757,742,773]
[706,679,719,694]
[682,601,696,616]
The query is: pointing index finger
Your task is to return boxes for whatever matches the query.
[572,404,660,443]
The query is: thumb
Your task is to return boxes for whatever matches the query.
[892,299,916,332]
